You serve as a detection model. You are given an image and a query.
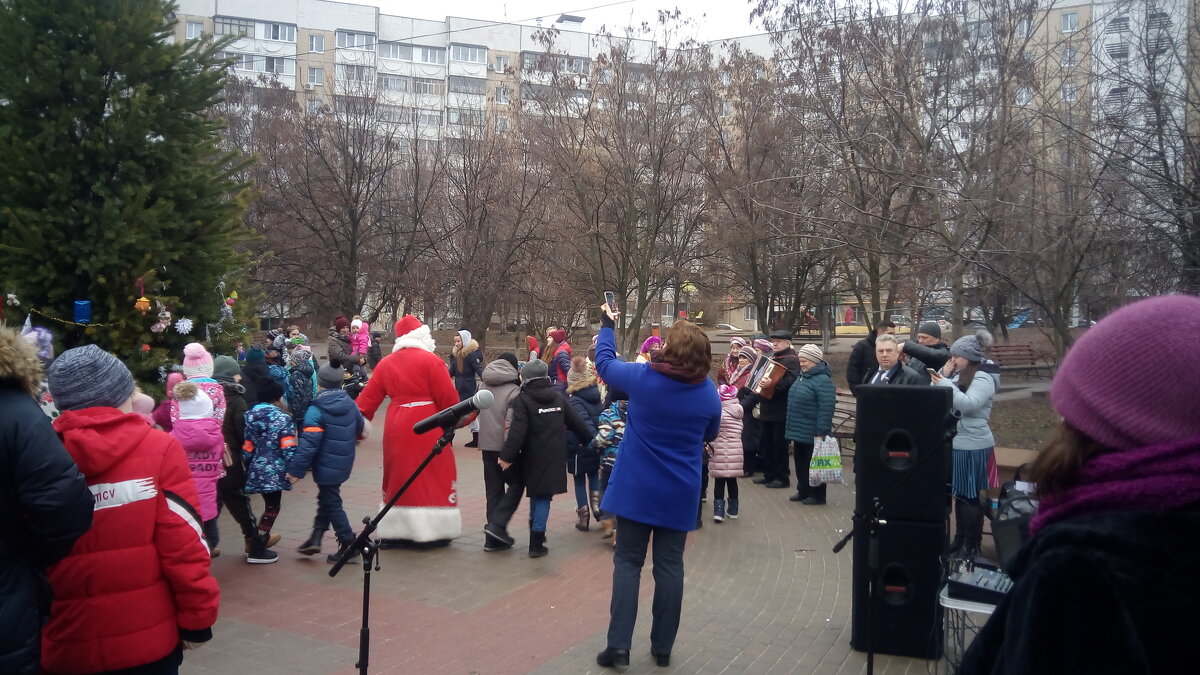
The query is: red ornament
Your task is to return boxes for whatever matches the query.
[141,343,151,352]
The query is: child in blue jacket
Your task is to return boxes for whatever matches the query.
[287,364,366,563]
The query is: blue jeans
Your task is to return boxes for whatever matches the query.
[607,516,688,654]
[313,483,354,542]
[528,496,552,532]
[573,470,599,508]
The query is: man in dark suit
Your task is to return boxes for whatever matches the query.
[862,333,924,385]
[846,321,896,394]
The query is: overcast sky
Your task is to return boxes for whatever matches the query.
[367,0,767,42]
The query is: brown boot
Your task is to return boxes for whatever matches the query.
[599,518,615,538]
[575,506,590,531]
[589,490,602,520]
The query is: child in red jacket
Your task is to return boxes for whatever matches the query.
[45,346,219,675]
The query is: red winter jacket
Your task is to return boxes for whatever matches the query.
[44,408,220,674]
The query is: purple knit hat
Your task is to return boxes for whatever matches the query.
[1051,295,1200,451]
[752,338,773,354]
[641,336,663,354]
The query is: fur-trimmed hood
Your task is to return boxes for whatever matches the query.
[452,339,480,360]
[0,327,43,398]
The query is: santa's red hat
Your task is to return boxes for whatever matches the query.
[394,315,423,337]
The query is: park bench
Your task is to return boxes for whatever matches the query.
[830,388,857,452]
[989,344,1053,377]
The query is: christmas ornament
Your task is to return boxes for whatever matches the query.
[73,301,92,324]
[150,321,167,333]
[174,317,194,335]
[134,277,150,315]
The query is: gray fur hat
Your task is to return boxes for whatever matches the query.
[48,345,135,411]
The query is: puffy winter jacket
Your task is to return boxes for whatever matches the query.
[784,361,836,441]
[708,398,745,478]
[350,322,371,356]
[328,331,353,366]
[45,408,219,674]
[500,378,592,498]
[936,362,1000,450]
[242,403,297,494]
[287,389,364,485]
[448,341,484,401]
[0,382,92,675]
[170,418,224,522]
[286,359,316,424]
[566,384,602,475]
[477,360,521,453]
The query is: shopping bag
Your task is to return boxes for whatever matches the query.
[809,436,843,486]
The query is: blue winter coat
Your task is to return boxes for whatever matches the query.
[242,403,297,494]
[784,361,837,441]
[595,326,721,531]
[287,389,364,485]
[566,384,602,475]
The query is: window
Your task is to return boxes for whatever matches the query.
[306,98,324,115]
[185,21,203,39]
[308,67,324,85]
[451,44,487,63]
[379,105,414,123]
[495,116,508,132]
[309,35,325,53]
[495,56,510,72]
[412,77,444,95]
[379,42,412,60]
[337,64,373,83]
[264,23,295,42]
[378,74,409,91]
[336,30,375,50]
[1147,12,1171,30]
[1016,87,1033,105]
[744,305,757,322]
[494,86,510,104]
[1060,12,1078,33]
[1015,17,1031,38]
[1061,82,1078,101]
[1106,17,1129,33]
[1105,87,1130,107]
[448,76,486,95]
[1062,46,1077,67]
[264,56,293,75]
[215,17,253,37]
[1106,42,1129,61]
[448,108,482,125]
[416,110,442,127]
[418,47,445,64]
[226,53,260,71]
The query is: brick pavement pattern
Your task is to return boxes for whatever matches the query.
[183,401,941,674]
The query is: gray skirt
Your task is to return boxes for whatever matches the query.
[951,447,993,499]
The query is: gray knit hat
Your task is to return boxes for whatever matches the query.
[317,363,345,389]
[950,330,994,363]
[523,358,548,380]
[48,345,136,411]
[917,321,941,339]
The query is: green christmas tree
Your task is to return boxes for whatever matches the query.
[0,0,251,377]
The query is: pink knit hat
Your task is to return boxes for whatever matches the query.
[641,336,663,354]
[181,342,214,378]
[717,384,738,400]
[1051,295,1200,451]
[165,372,184,399]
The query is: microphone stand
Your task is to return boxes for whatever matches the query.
[329,424,458,675]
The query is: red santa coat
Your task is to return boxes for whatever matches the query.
[356,323,463,542]
[45,408,219,674]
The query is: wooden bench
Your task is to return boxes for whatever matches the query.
[831,389,857,452]
[990,344,1053,377]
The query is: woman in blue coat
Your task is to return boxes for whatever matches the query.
[594,305,721,670]
[784,344,836,505]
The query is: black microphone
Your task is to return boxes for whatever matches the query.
[412,390,494,435]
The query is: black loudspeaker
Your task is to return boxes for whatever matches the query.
[853,385,953,523]
[850,519,945,659]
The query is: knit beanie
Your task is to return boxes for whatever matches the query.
[566,356,594,390]
[182,342,214,378]
[334,316,350,332]
[796,343,824,363]
[394,314,422,337]
[258,378,284,403]
[949,330,993,363]
[498,352,519,370]
[457,329,472,347]
[729,336,747,349]
[174,381,214,420]
[47,345,135,411]
[917,321,942,339]
[549,329,567,344]
[523,359,548,380]
[717,384,738,401]
[246,346,265,362]
[1051,295,1200,451]
[752,338,773,354]
[165,372,184,399]
[641,336,663,354]
[317,363,345,389]
[289,345,313,367]
[213,355,240,381]
[738,346,759,362]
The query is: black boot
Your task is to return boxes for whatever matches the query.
[464,431,479,448]
[327,537,361,564]
[961,500,986,561]
[596,647,630,670]
[246,533,279,564]
[528,530,548,558]
[298,529,324,556]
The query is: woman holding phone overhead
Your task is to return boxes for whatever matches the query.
[593,300,722,670]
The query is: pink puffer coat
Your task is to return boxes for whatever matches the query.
[708,398,745,478]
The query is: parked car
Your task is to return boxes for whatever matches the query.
[714,323,739,331]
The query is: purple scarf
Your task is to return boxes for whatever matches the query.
[1030,434,1200,536]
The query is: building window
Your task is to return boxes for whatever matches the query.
[1060,12,1077,33]
[744,305,757,322]
[309,34,325,53]
[416,110,442,127]
[495,116,508,132]
[1062,45,1077,67]
[1106,17,1129,33]
[451,44,487,63]
[379,105,414,123]
[307,98,324,115]
[495,55,510,72]
[494,86,510,104]
[185,21,203,39]
[336,30,375,50]
[418,46,445,64]
[412,77,444,95]
[1061,82,1077,101]
[1146,12,1170,30]
[263,23,295,42]
[448,76,486,95]
[337,64,373,83]
[264,56,294,75]
[378,74,409,91]
[1015,87,1033,105]
[215,17,254,38]
[1106,42,1129,61]
[1015,17,1031,38]
[308,67,324,85]
[448,108,482,125]
[379,42,412,61]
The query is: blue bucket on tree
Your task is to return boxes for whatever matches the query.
[73,300,92,324]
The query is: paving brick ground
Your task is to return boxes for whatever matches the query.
[183,401,960,675]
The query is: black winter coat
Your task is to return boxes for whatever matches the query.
[901,340,951,384]
[846,335,878,395]
[860,362,925,386]
[960,507,1200,675]
[219,380,248,456]
[241,362,269,406]
[0,386,93,674]
[500,378,592,497]
[566,385,602,475]
[448,346,484,401]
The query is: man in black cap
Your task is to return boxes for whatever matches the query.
[745,330,802,489]
[902,321,951,384]
[846,321,895,395]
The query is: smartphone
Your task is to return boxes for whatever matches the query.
[927,368,938,377]
[604,291,618,312]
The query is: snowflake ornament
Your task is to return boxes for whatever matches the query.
[174,317,194,335]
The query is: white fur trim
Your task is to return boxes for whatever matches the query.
[376,503,462,542]
[393,325,436,353]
